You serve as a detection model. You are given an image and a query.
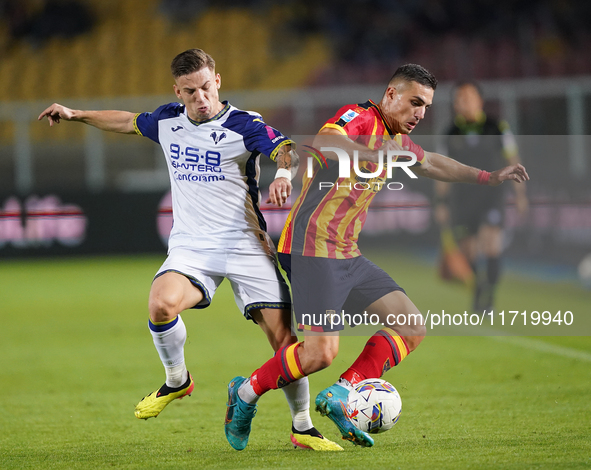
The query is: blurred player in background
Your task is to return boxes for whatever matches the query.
[224,65,529,448]
[38,48,341,452]
[434,82,529,313]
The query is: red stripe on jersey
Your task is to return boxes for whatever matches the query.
[303,182,340,257]
[326,195,356,259]
[341,198,370,258]
[327,186,366,258]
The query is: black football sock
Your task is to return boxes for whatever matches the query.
[292,425,323,437]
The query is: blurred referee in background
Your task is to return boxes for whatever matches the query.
[434,82,529,313]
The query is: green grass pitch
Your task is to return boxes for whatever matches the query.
[1,251,590,469]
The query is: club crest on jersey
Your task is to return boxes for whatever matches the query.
[210,131,227,144]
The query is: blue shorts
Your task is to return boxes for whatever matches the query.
[278,253,405,332]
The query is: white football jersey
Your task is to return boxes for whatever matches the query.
[134,101,292,253]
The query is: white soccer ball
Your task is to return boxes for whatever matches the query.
[346,378,402,434]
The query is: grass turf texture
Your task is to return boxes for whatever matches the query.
[1,252,590,469]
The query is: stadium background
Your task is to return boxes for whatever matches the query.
[1,0,591,274]
[1,0,591,270]
[1,1,591,468]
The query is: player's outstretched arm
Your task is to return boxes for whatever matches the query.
[267,144,299,207]
[414,151,529,186]
[38,103,137,134]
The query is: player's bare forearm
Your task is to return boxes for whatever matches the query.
[414,152,479,182]
[38,103,136,134]
[276,144,299,176]
[267,145,297,208]
[416,151,529,186]
[76,110,136,134]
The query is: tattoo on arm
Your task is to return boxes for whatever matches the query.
[277,147,300,174]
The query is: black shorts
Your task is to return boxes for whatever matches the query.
[278,253,405,332]
[452,203,504,239]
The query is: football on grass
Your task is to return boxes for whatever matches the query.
[347,378,402,434]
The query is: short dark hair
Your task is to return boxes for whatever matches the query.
[389,64,437,90]
[170,49,215,78]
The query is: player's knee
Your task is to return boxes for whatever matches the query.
[149,292,183,323]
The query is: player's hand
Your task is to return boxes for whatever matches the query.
[380,138,407,152]
[38,103,76,126]
[378,139,411,163]
[266,177,291,207]
[489,163,529,186]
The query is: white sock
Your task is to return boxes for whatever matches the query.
[282,377,313,432]
[165,363,188,389]
[238,379,260,405]
[149,314,188,388]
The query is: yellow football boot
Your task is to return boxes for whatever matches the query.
[135,373,194,419]
[290,427,344,451]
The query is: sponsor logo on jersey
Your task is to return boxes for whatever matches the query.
[340,109,359,123]
[173,171,226,182]
[171,162,222,173]
[210,131,227,144]
[169,144,223,180]
[171,126,183,132]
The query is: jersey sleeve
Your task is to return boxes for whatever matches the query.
[400,134,425,166]
[134,102,184,144]
[320,104,375,138]
[223,111,294,161]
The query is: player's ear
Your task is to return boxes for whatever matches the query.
[385,86,397,101]
[215,73,221,89]
[173,84,182,99]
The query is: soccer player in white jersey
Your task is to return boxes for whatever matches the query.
[38,48,342,451]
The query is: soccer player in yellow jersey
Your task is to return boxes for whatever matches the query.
[224,65,529,448]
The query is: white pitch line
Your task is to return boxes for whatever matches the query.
[489,335,591,362]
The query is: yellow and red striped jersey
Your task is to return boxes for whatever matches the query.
[278,100,425,259]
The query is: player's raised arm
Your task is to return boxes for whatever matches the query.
[414,151,529,186]
[267,144,299,207]
[38,103,137,134]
